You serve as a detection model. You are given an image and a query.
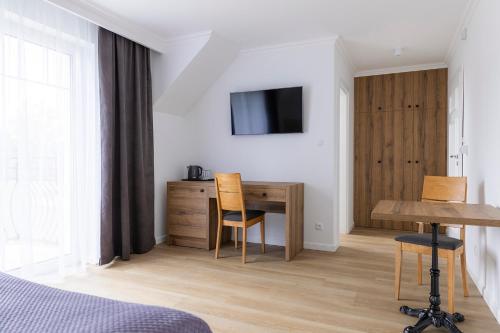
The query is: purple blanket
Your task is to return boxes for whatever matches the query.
[0,273,212,333]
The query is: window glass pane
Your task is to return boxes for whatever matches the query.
[23,40,46,83]
[48,49,70,88]
[4,35,19,77]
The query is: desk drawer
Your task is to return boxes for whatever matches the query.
[244,187,286,202]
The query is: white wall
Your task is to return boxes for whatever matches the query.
[447,0,500,322]
[152,112,197,243]
[175,39,340,250]
[152,37,354,252]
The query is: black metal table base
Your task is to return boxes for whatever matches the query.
[399,222,465,333]
[400,306,464,333]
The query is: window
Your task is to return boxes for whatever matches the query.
[0,1,99,278]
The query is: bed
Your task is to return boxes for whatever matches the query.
[0,272,212,333]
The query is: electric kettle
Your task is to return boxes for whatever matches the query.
[187,165,203,180]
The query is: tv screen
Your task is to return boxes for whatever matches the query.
[230,87,303,135]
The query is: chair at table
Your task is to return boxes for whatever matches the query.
[394,176,469,313]
[214,173,265,264]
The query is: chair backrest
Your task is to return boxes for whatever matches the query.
[421,176,467,233]
[214,172,246,214]
[422,176,467,203]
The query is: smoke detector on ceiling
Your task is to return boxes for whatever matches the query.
[394,47,403,57]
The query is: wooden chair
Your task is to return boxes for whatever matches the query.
[394,176,468,313]
[214,173,265,264]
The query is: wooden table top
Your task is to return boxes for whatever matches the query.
[371,200,500,227]
[168,180,303,187]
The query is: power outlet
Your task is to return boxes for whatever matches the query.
[314,223,324,231]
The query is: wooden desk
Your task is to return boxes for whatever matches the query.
[166,181,304,261]
[372,200,500,333]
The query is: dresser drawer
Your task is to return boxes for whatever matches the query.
[168,197,206,214]
[244,187,286,202]
[168,213,206,227]
[169,224,207,239]
[168,184,207,199]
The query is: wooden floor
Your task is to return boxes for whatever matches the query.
[55,228,499,333]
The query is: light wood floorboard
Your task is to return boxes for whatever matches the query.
[54,228,499,333]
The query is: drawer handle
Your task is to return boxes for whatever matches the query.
[407,160,411,163]
[200,189,205,193]
[415,160,420,164]
[408,105,412,108]
[415,104,420,108]
[378,106,382,110]
[262,192,267,197]
[377,160,382,164]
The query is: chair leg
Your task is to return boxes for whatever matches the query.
[215,220,223,259]
[460,251,469,297]
[233,227,238,249]
[260,220,265,253]
[417,254,423,285]
[395,242,402,300]
[448,251,456,313]
[242,227,247,264]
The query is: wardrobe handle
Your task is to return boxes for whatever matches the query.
[378,106,382,111]
[415,160,420,164]
[407,160,411,164]
[415,104,420,108]
[407,105,412,109]
[262,192,267,197]
[377,160,382,164]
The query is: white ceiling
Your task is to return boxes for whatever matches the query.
[83,0,469,72]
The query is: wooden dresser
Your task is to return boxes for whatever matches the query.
[166,181,304,261]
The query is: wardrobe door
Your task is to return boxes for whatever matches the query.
[393,72,413,111]
[354,112,374,227]
[370,111,384,228]
[402,110,415,231]
[355,76,370,113]
[382,111,406,229]
[412,106,448,201]
[370,75,386,112]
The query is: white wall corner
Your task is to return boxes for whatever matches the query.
[304,241,339,252]
[483,289,500,324]
[47,0,169,53]
[334,37,357,74]
[155,234,168,245]
[445,0,481,62]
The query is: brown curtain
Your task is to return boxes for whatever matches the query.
[98,27,155,265]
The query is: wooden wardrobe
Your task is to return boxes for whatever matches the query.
[354,69,448,230]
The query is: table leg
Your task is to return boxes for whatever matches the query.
[400,222,465,333]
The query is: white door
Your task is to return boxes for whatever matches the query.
[448,67,464,177]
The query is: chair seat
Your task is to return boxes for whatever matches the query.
[395,233,463,250]
[223,210,265,222]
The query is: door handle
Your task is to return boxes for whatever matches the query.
[450,154,459,159]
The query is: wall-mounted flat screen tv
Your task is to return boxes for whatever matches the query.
[230,86,303,135]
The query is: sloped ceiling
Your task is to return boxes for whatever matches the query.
[152,32,239,115]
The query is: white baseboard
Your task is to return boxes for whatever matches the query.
[304,241,339,252]
[155,234,167,245]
